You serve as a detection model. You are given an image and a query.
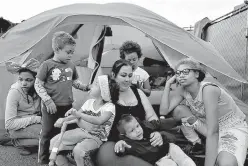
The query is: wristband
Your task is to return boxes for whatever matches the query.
[44,98,53,106]
[51,147,58,152]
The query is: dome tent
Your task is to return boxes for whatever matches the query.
[0,3,247,129]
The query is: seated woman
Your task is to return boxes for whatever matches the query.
[160,58,248,166]
[5,59,42,155]
[95,59,165,166]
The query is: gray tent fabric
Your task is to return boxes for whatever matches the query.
[0,3,247,130]
[0,3,246,83]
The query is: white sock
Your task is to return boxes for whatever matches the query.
[180,125,200,144]
[168,143,196,166]
[182,117,207,137]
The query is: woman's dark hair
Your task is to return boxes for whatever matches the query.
[119,41,142,59]
[18,68,37,102]
[108,76,120,104]
[111,59,133,78]
[196,71,206,82]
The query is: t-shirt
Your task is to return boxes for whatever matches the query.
[132,67,150,85]
[78,99,115,141]
[36,59,78,106]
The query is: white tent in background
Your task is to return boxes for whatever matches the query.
[0,3,247,130]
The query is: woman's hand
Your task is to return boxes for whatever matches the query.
[54,118,64,128]
[166,75,177,86]
[88,125,105,135]
[150,131,163,147]
[114,140,131,153]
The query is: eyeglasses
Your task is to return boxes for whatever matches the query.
[175,69,197,77]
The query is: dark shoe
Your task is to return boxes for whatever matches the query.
[17,147,32,156]
[191,143,205,155]
[0,132,12,146]
[182,143,205,156]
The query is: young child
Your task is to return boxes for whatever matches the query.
[34,31,89,165]
[119,41,151,96]
[115,114,196,166]
[49,75,119,166]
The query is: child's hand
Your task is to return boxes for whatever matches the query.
[44,99,57,114]
[136,81,142,89]
[54,118,64,128]
[114,140,131,153]
[89,125,105,135]
[187,116,197,125]
[71,109,80,118]
[65,108,76,116]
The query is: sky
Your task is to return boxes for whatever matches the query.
[0,0,244,27]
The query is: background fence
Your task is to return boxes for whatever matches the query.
[203,5,248,103]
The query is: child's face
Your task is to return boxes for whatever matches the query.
[124,52,139,69]
[18,71,35,92]
[123,118,144,140]
[88,80,101,98]
[56,45,75,64]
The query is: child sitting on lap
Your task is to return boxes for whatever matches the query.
[115,114,196,166]
[50,75,119,166]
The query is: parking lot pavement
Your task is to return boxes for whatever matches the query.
[0,145,39,166]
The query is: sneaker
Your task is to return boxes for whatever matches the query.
[17,147,32,156]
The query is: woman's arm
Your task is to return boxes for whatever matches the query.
[137,89,158,121]
[203,86,220,166]
[159,76,184,116]
[5,88,41,131]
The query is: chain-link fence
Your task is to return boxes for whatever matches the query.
[203,5,248,103]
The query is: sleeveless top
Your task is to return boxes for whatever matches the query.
[108,86,146,141]
[183,82,246,131]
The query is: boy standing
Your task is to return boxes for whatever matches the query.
[119,41,151,96]
[115,115,196,166]
[35,31,89,165]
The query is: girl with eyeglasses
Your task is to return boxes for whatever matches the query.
[159,58,247,166]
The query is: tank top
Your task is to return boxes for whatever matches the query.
[108,86,146,141]
[183,82,246,131]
